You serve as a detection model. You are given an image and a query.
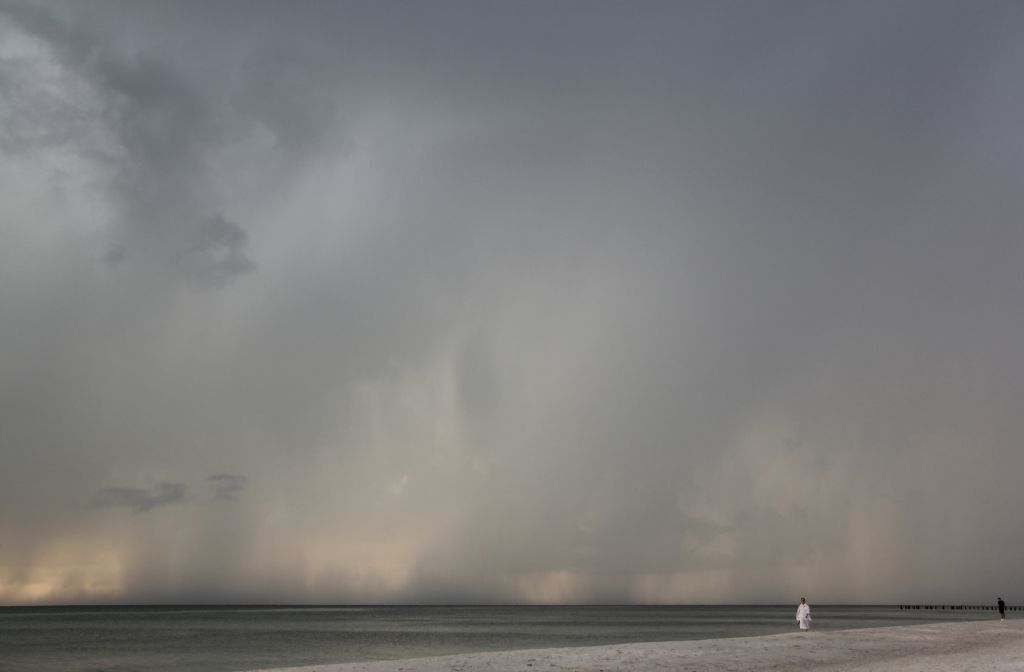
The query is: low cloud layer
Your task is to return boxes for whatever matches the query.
[1,0,1023,606]
[91,482,187,514]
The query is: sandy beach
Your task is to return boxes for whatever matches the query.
[251,620,1024,672]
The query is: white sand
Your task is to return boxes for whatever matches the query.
[249,620,1024,672]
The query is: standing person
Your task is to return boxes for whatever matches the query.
[998,597,1006,620]
[796,597,812,630]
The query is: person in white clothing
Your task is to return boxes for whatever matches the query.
[796,597,812,630]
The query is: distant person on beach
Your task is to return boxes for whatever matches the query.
[796,597,812,630]
[999,598,1006,620]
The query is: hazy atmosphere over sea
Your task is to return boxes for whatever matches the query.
[1,0,1022,606]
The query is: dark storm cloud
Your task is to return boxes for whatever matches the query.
[0,0,260,286]
[91,482,187,514]
[208,474,248,501]
[1,0,1024,605]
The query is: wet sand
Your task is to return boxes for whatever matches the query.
[250,619,1024,672]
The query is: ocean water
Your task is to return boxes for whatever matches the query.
[0,604,997,672]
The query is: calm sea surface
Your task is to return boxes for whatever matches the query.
[0,605,996,672]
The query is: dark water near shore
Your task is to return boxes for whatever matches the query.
[0,604,999,672]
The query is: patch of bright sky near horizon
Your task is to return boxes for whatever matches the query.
[1,0,1023,606]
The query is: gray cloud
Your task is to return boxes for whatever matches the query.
[181,215,256,285]
[91,482,187,514]
[0,0,261,287]
[208,473,248,501]
[1,0,1023,606]
[103,243,127,267]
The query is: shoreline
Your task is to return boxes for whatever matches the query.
[249,619,1024,672]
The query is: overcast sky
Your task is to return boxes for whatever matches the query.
[1,0,1023,606]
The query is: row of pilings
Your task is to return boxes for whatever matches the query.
[899,604,1018,611]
